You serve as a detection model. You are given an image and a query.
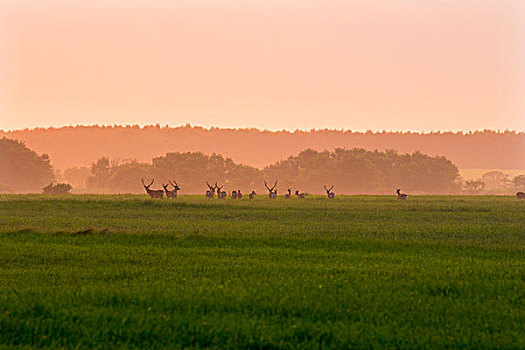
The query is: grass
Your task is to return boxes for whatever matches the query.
[0,195,523,349]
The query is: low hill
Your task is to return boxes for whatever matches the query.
[1,125,523,170]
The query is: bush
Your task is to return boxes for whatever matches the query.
[42,183,73,195]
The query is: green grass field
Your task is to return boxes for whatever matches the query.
[0,195,523,349]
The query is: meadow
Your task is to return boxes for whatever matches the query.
[0,194,523,349]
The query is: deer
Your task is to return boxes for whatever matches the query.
[206,182,216,198]
[216,184,227,199]
[324,185,335,198]
[249,190,256,200]
[295,190,305,199]
[231,190,238,199]
[163,180,180,199]
[284,188,292,199]
[517,192,525,199]
[237,190,243,199]
[142,179,164,199]
[264,180,278,199]
[396,189,408,200]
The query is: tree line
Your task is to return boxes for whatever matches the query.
[2,137,524,195]
[75,149,462,194]
[1,125,523,170]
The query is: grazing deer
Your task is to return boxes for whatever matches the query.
[284,188,292,199]
[163,180,180,199]
[216,184,227,199]
[264,180,278,199]
[295,190,305,199]
[142,179,164,199]
[206,182,216,198]
[231,190,238,199]
[237,190,242,199]
[517,192,525,199]
[249,190,256,200]
[324,185,335,198]
[396,189,408,200]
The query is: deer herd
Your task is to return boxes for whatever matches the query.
[142,178,339,200]
[142,179,525,200]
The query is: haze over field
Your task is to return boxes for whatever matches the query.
[1,126,524,171]
[1,0,524,195]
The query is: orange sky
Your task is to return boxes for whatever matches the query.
[1,0,524,132]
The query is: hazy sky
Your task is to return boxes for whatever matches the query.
[1,0,524,131]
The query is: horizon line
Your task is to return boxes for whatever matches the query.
[1,123,524,135]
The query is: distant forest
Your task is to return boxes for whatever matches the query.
[1,125,524,170]
[3,137,525,195]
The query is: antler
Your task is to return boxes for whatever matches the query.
[142,178,154,188]
[324,185,334,192]
[264,180,277,191]
[169,180,179,188]
[206,181,213,189]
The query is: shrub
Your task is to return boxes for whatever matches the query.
[42,183,73,195]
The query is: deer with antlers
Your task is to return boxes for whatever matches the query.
[163,180,180,199]
[295,190,305,199]
[249,190,256,200]
[396,189,408,200]
[206,182,216,198]
[216,184,227,199]
[324,185,335,198]
[284,188,292,199]
[142,179,164,199]
[264,180,278,199]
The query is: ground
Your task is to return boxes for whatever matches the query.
[0,195,523,348]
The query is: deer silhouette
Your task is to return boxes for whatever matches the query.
[142,179,164,199]
[264,180,278,199]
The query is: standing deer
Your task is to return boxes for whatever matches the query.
[295,190,305,199]
[206,182,216,198]
[249,190,256,200]
[284,188,292,199]
[517,192,525,199]
[396,189,408,200]
[142,179,164,199]
[217,184,227,199]
[324,185,335,198]
[264,180,278,199]
[163,180,180,199]
[237,190,243,199]
[231,190,238,199]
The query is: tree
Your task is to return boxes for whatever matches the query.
[481,171,510,190]
[513,175,525,190]
[0,137,55,192]
[87,157,112,190]
[63,167,91,189]
[464,180,485,194]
